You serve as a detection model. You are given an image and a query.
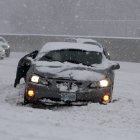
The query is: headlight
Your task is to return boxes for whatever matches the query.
[90,79,110,88]
[31,75,39,83]
[99,80,109,87]
[30,75,48,85]
[2,49,5,53]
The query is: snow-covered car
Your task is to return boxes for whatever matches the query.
[0,37,10,57]
[0,45,5,59]
[24,42,120,104]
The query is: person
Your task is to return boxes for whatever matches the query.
[14,50,38,88]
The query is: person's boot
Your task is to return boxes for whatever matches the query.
[14,82,17,88]
[14,78,20,88]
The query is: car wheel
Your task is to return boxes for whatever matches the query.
[24,94,29,105]
[6,54,10,57]
[6,52,10,57]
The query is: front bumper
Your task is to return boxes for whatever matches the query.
[25,82,113,103]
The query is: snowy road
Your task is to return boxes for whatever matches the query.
[0,52,140,140]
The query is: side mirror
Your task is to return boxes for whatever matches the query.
[111,63,120,70]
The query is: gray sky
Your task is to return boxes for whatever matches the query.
[0,0,140,37]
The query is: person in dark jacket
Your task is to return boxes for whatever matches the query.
[14,50,38,88]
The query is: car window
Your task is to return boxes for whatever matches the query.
[39,49,102,65]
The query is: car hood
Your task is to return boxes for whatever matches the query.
[34,61,107,81]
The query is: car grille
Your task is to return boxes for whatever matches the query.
[56,80,82,86]
[57,80,82,92]
[48,78,82,92]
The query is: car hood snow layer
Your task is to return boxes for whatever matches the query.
[34,61,106,81]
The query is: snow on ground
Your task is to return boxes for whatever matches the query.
[0,52,140,140]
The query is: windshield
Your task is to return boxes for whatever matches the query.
[38,49,102,65]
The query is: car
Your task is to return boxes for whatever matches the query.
[24,42,120,105]
[0,45,5,59]
[0,37,10,57]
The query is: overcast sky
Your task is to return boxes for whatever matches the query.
[0,0,140,37]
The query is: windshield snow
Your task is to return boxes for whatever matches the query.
[38,49,102,66]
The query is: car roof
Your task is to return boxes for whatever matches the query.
[76,38,102,47]
[40,42,103,53]
[76,38,98,43]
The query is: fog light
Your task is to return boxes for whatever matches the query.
[27,90,35,97]
[103,95,110,102]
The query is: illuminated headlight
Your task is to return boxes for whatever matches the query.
[2,49,5,53]
[31,75,48,85]
[90,79,110,88]
[99,80,109,87]
[31,75,39,83]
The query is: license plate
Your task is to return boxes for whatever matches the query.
[61,93,76,102]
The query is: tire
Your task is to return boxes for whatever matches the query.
[24,95,29,105]
[5,49,10,57]
[6,54,10,57]
[7,51,10,57]
[0,57,4,60]
[24,91,29,104]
